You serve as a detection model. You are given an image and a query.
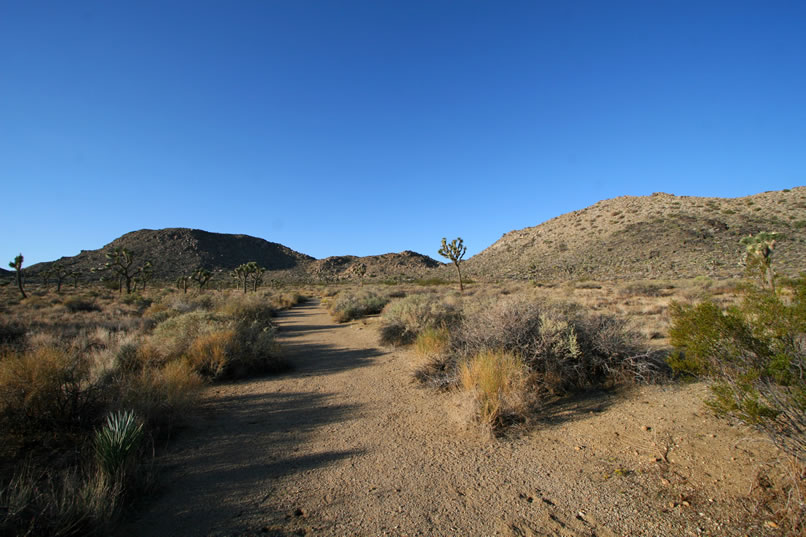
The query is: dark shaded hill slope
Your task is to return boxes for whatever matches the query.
[29,228,314,282]
[24,229,441,285]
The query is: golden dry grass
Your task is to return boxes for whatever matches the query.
[459,349,528,430]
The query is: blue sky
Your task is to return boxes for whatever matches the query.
[3,1,805,266]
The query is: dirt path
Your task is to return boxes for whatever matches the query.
[120,299,779,537]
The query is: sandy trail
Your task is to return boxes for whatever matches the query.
[120,299,774,537]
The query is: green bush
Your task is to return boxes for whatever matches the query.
[668,275,806,459]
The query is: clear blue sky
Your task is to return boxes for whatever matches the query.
[3,1,805,266]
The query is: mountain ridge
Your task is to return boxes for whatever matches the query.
[10,187,806,286]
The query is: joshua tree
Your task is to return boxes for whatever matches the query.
[232,264,250,293]
[8,253,26,299]
[192,268,212,290]
[50,263,71,293]
[438,237,467,291]
[352,262,367,286]
[246,262,265,292]
[69,270,81,289]
[40,268,52,290]
[135,261,154,291]
[102,247,151,294]
[740,231,782,291]
[177,274,190,294]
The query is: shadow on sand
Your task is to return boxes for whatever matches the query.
[120,390,363,536]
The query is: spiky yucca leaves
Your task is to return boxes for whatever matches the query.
[94,410,144,479]
[438,237,467,291]
[8,253,26,299]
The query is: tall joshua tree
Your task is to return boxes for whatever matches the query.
[438,237,467,291]
[8,253,26,299]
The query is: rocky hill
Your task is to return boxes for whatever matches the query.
[24,228,442,285]
[28,228,315,283]
[309,251,441,282]
[464,187,806,281]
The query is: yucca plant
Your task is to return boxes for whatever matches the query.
[94,410,144,479]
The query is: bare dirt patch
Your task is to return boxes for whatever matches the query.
[119,300,783,536]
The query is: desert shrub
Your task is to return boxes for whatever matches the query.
[418,297,662,396]
[115,361,202,432]
[183,330,234,379]
[271,291,304,310]
[113,343,141,373]
[0,466,119,537]
[379,293,462,345]
[415,277,452,286]
[619,281,673,297]
[149,311,227,361]
[147,302,284,379]
[669,275,806,460]
[0,347,100,435]
[414,326,452,359]
[64,297,101,313]
[0,319,26,349]
[228,316,286,377]
[328,290,389,322]
[120,293,152,311]
[459,349,528,429]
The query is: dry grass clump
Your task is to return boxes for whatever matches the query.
[326,289,389,322]
[0,465,122,537]
[414,326,452,359]
[459,350,528,429]
[379,293,462,345]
